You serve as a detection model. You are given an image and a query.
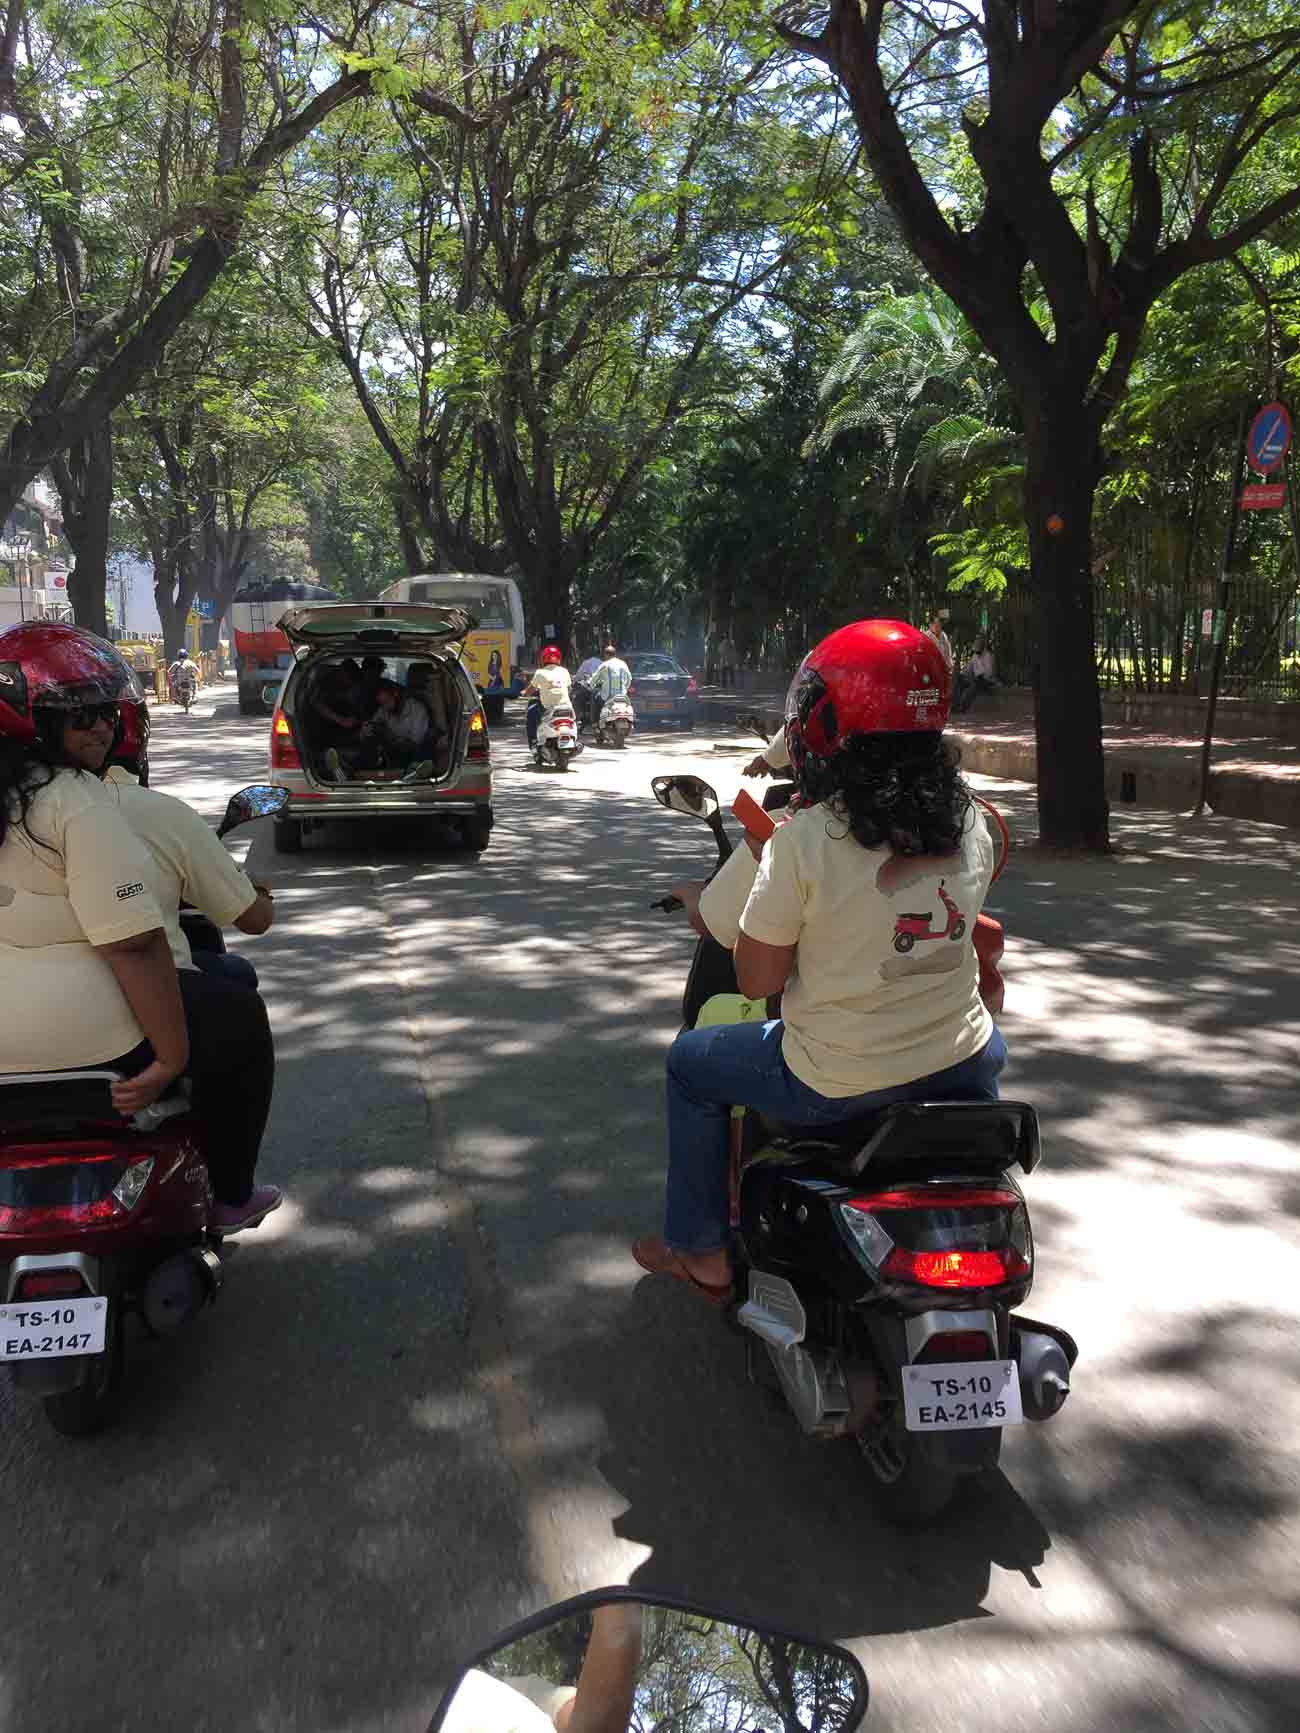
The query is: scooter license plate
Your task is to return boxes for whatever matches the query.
[902,1359,1023,1432]
[0,1297,108,1361]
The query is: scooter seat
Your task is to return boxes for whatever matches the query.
[0,1069,191,1137]
[760,1099,1041,1176]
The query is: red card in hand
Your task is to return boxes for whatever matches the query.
[732,788,776,841]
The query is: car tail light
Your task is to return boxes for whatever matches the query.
[270,710,301,770]
[839,1182,1031,1290]
[14,1268,87,1300]
[467,707,489,759]
[686,676,699,694]
[627,684,637,699]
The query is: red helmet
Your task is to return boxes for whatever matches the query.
[784,619,950,780]
[540,643,563,665]
[0,622,145,743]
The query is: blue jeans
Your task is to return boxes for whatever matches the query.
[664,1020,1007,1254]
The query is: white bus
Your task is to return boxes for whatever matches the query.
[378,573,526,721]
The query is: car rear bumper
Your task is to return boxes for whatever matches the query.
[639,700,695,722]
[282,779,490,818]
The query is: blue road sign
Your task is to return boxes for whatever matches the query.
[1247,401,1292,476]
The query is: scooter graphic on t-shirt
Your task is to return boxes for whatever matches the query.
[893,879,967,953]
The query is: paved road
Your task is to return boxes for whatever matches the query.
[3,683,1298,1732]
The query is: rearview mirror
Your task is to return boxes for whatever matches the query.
[651,775,720,821]
[261,682,281,706]
[428,1590,867,1733]
[217,784,290,837]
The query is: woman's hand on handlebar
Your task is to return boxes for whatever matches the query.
[112,1059,184,1116]
[743,753,773,778]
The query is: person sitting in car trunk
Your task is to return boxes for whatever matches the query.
[325,678,433,782]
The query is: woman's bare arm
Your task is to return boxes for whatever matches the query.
[97,929,189,1113]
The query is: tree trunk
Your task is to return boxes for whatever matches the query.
[1023,407,1110,851]
[51,419,114,637]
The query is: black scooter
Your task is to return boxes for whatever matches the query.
[651,774,1075,1523]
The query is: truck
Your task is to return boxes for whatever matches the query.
[229,579,337,715]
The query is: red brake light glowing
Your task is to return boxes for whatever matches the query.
[881,1246,1031,1288]
[270,710,301,770]
[686,676,699,694]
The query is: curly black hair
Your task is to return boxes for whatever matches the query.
[0,714,76,851]
[802,730,971,857]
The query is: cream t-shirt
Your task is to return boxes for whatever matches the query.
[103,770,257,968]
[699,801,994,1097]
[530,666,572,711]
[0,770,165,1070]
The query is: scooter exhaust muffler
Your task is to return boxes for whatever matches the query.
[141,1247,223,1336]
[1014,1321,1075,1421]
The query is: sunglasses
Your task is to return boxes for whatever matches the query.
[64,703,121,731]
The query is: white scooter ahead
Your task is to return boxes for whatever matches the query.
[593,695,635,748]
[429,1589,867,1733]
[534,703,583,771]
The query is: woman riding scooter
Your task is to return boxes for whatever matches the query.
[632,618,1005,1305]
[0,622,280,1233]
[523,643,572,750]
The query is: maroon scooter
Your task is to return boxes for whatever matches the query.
[0,784,286,1436]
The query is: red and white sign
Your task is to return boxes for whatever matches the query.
[1240,483,1287,511]
[1201,607,1214,638]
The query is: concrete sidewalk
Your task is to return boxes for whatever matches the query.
[696,683,1300,829]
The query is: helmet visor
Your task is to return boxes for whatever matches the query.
[33,662,145,710]
[784,652,819,725]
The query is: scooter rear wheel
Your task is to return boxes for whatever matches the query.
[42,1309,126,1438]
[857,1405,996,1525]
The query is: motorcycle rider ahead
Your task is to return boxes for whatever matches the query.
[633,618,1005,1306]
[523,644,572,751]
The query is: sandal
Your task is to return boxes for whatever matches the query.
[631,1235,734,1309]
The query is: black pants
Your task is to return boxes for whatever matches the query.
[526,698,543,747]
[116,969,274,1206]
[191,948,260,992]
[719,666,736,689]
[953,673,996,714]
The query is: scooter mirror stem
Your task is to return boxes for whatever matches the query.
[707,811,733,862]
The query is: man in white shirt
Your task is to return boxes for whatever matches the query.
[573,651,603,729]
[953,637,997,713]
[924,610,953,667]
[591,643,632,705]
[168,652,200,702]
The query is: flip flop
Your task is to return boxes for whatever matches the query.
[631,1235,734,1309]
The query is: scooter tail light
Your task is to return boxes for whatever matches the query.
[881,1246,1031,1288]
[841,1184,1032,1289]
[14,1269,87,1300]
[914,1329,995,1364]
[270,710,301,770]
[686,676,699,694]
